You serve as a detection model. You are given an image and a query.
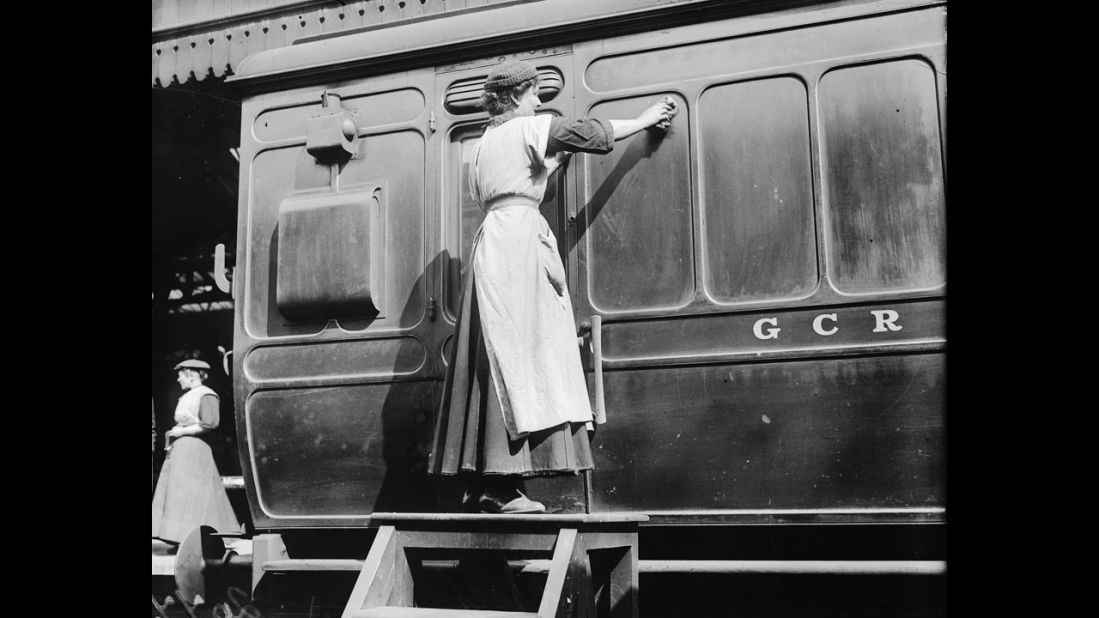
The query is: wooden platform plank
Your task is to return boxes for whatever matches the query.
[349,608,539,617]
[264,559,366,572]
[369,512,648,524]
[395,530,559,552]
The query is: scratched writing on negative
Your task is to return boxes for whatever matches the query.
[212,587,261,618]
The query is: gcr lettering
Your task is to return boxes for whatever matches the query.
[752,310,902,341]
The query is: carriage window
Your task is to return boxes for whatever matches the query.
[820,59,945,294]
[699,77,817,303]
[585,94,693,313]
[445,132,485,315]
[444,68,564,115]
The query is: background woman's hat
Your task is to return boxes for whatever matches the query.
[484,60,539,91]
[174,359,211,371]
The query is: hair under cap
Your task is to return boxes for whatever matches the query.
[174,359,211,371]
[484,60,539,92]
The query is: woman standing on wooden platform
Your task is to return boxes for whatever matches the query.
[429,59,677,513]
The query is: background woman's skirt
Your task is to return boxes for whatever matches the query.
[430,268,593,477]
[152,436,241,543]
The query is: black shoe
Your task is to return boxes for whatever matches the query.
[460,487,481,513]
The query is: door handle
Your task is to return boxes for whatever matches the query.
[218,346,233,377]
[213,243,231,295]
[590,315,607,425]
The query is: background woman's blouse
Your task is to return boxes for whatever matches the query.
[177,391,221,447]
[195,396,219,430]
[174,386,221,430]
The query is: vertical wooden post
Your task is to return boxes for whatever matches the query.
[342,525,400,617]
[607,545,638,618]
[537,527,579,617]
[570,541,597,618]
[386,531,415,607]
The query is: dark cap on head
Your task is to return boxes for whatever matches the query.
[174,359,211,371]
[484,60,539,92]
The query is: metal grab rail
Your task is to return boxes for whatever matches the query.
[635,560,945,575]
[255,558,945,576]
[590,315,607,425]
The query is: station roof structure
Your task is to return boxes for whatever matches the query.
[152,0,521,88]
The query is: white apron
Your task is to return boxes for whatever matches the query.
[469,115,595,439]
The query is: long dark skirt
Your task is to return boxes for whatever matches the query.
[429,267,594,477]
[152,436,240,543]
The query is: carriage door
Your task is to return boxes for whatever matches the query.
[235,70,440,525]
[433,50,587,511]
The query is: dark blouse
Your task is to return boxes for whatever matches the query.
[196,394,220,430]
[546,117,615,156]
[190,394,221,447]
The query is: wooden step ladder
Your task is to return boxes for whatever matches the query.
[342,512,647,618]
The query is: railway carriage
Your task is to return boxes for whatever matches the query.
[204,0,947,612]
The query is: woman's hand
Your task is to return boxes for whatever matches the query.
[166,425,202,439]
[638,97,678,129]
[609,97,680,141]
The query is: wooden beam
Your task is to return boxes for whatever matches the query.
[342,525,398,617]
[537,528,578,618]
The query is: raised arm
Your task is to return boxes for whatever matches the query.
[607,97,678,141]
[544,97,678,169]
